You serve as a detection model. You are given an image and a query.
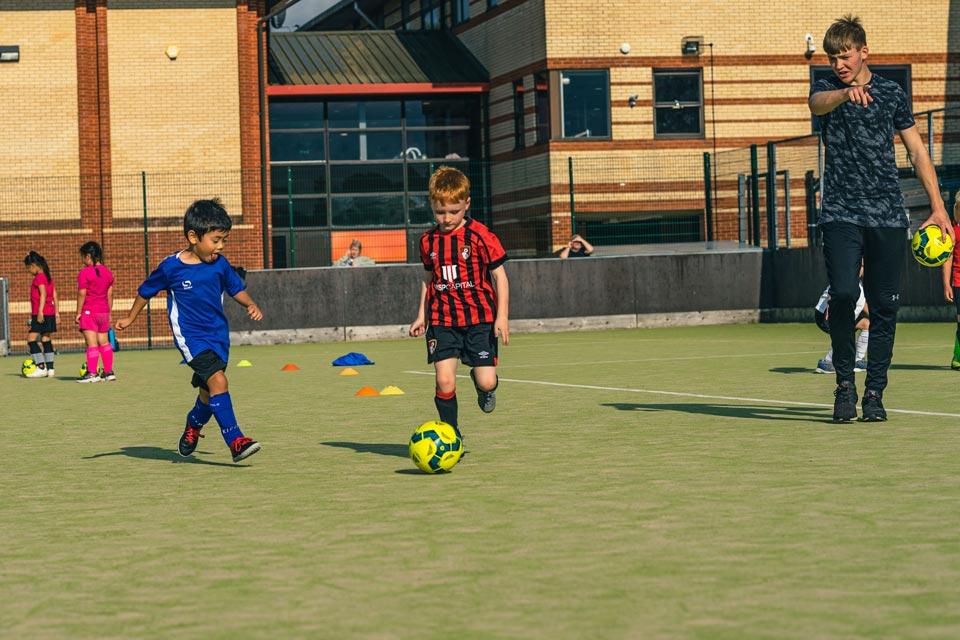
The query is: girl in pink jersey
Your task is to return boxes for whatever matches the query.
[75,241,116,382]
[24,251,59,377]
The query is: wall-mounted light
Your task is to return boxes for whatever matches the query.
[0,45,20,62]
[620,43,631,55]
[681,36,703,56]
[628,94,638,108]
[805,33,816,59]
[165,45,179,60]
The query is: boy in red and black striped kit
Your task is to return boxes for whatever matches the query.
[409,166,510,440]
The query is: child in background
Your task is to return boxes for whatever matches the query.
[23,251,59,378]
[814,282,869,374]
[75,241,116,383]
[941,200,960,369]
[408,166,510,441]
[114,198,264,463]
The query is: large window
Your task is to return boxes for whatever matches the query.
[452,0,470,25]
[269,97,481,235]
[421,0,441,30]
[559,70,610,139]
[810,65,912,132]
[534,71,550,144]
[653,69,703,138]
[513,79,526,149]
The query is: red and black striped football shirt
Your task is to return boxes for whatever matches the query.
[419,218,508,327]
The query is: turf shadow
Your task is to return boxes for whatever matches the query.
[768,367,817,374]
[602,402,831,423]
[889,363,953,371]
[321,441,409,458]
[83,446,241,467]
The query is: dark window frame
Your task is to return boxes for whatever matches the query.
[652,68,704,139]
[452,0,470,25]
[513,79,526,150]
[558,69,612,140]
[534,71,550,144]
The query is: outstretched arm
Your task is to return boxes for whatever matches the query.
[232,290,263,321]
[114,295,150,331]
[808,85,873,115]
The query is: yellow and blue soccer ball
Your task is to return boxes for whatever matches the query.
[79,361,104,377]
[21,358,37,377]
[911,225,953,267]
[409,420,463,474]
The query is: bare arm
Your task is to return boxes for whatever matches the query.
[107,284,113,314]
[76,288,87,324]
[114,295,150,331]
[232,290,263,321]
[575,235,595,254]
[900,125,952,240]
[559,244,571,258]
[409,276,430,337]
[37,284,47,323]
[490,265,509,346]
[944,255,955,303]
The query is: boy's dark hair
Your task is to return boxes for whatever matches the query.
[184,198,232,240]
[823,14,866,56]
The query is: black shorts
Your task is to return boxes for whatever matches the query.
[814,308,869,335]
[29,315,57,334]
[188,350,227,391]
[425,323,498,367]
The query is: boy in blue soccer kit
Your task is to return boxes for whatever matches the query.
[115,199,264,462]
[809,15,951,421]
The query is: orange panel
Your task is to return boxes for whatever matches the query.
[331,230,408,264]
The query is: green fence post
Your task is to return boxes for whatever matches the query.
[287,165,295,268]
[750,144,761,247]
[703,152,713,243]
[141,171,151,349]
[568,156,576,236]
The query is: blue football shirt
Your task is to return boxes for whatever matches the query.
[138,251,245,363]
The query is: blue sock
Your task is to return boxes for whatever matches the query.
[208,392,244,445]
[186,396,213,428]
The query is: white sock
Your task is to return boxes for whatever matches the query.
[823,348,833,363]
[856,330,869,360]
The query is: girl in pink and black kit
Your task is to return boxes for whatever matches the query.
[24,251,59,377]
[76,241,116,382]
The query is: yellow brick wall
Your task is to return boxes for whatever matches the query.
[107,5,241,177]
[0,2,79,187]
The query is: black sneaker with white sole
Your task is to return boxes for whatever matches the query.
[860,389,887,422]
[833,381,858,421]
[178,426,204,457]
[230,437,261,463]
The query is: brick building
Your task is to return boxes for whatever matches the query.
[1,0,958,351]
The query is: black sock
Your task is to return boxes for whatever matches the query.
[29,341,44,369]
[434,390,458,428]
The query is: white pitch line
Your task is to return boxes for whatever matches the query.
[404,371,960,418]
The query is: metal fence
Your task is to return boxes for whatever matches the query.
[708,105,960,250]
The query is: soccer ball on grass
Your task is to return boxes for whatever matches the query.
[911,225,953,267]
[21,358,37,377]
[409,420,463,474]
[79,361,104,378]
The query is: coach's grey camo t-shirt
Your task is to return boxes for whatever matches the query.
[811,73,915,227]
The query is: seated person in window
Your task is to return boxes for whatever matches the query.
[333,239,376,267]
[559,234,594,258]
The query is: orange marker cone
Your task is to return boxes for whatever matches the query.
[355,386,380,396]
[282,363,300,371]
[339,367,359,376]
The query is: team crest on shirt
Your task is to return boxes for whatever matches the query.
[461,246,470,260]
[428,339,437,355]
[182,280,193,290]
